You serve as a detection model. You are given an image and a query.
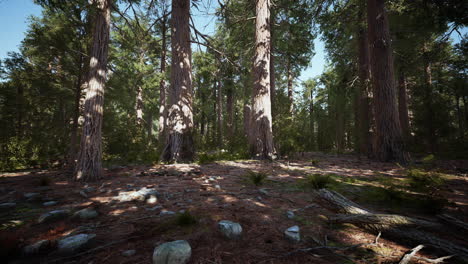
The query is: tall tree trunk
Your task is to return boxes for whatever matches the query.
[74,0,111,181]
[226,86,234,141]
[216,79,223,147]
[287,57,294,114]
[356,5,372,156]
[423,50,436,152]
[161,0,194,162]
[455,95,463,139]
[310,91,315,150]
[250,0,276,160]
[68,54,84,166]
[270,9,276,120]
[367,0,407,162]
[398,70,410,140]
[158,15,168,143]
[16,85,24,139]
[135,85,144,125]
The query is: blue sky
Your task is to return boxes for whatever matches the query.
[1,0,465,83]
[0,0,325,81]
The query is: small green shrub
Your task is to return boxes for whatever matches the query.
[302,174,336,189]
[197,153,218,165]
[311,159,320,166]
[406,169,445,193]
[245,171,268,186]
[422,154,436,164]
[175,211,197,226]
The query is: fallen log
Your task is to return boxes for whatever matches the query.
[437,214,468,232]
[330,213,441,230]
[316,189,468,259]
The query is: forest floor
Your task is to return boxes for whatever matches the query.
[1,152,467,264]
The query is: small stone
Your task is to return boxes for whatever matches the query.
[122,249,136,257]
[73,208,98,219]
[22,239,50,255]
[0,202,16,210]
[38,210,70,224]
[178,209,186,214]
[146,205,163,211]
[159,210,176,217]
[57,234,96,253]
[286,210,295,219]
[284,225,300,242]
[43,201,58,206]
[79,191,88,198]
[214,185,221,190]
[218,220,242,239]
[259,188,268,195]
[146,195,158,204]
[153,240,191,264]
[24,193,40,201]
[83,187,95,193]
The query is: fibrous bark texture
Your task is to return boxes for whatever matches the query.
[158,14,168,142]
[74,0,110,181]
[357,11,372,156]
[161,0,194,163]
[398,70,410,140]
[250,0,276,160]
[367,0,407,163]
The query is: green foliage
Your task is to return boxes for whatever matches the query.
[405,169,445,193]
[196,150,249,165]
[301,174,337,190]
[310,159,320,166]
[245,171,268,186]
[175,211,197,227]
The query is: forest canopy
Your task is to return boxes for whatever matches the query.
[0,0,466,173]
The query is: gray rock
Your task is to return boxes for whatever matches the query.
[259,188,269,195]
[83,187,95,193]
[24,192,40,200]
[286,210,295,219]
[159,210,176,217]
[146,205,163,211]
[57,234,96,253]
[38,210,70,223]
[0,202,16,210]
[146,195,158,204]
[284,225,300,242]
[122,249,136,257]
[73,208,98,219]
[214,185,221,190]
[153,240,191,264]
[115,187,160,202]
[218,220,242,239]
[43,201,58,206]
[22,239,50,255]
[79,190,88,198]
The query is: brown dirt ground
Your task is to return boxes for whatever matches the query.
[0,152,467,264]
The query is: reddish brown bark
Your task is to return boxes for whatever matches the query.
[367,0,407,162]
[398,70,410,140]
[161,0,194,162]
[250,0,276,160]
[74,0,111,181]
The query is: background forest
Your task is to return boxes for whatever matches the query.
[0,0,466,172]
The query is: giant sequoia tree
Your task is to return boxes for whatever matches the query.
[367,0,407,162]
[249,0,276,160]
[74,0,111,181]
[161,0,194,162]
